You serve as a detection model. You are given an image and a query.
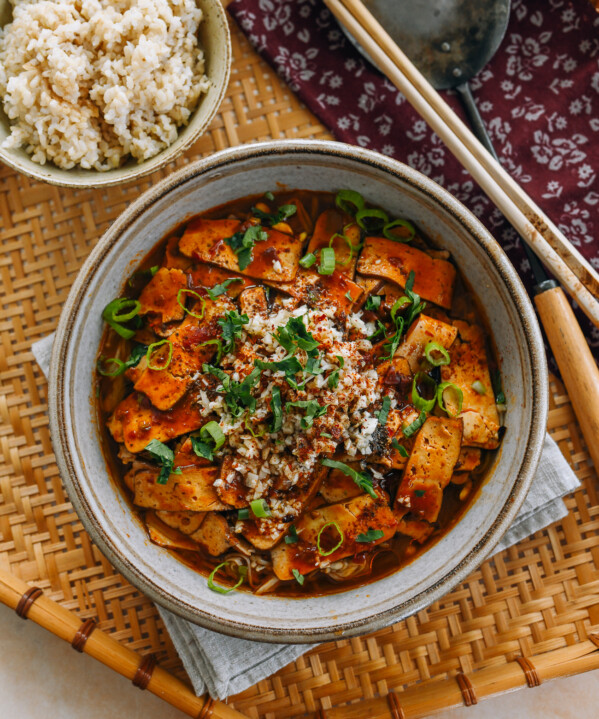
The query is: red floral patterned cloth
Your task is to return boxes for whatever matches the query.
[228,0,599,366]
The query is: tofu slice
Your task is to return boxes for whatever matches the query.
[454,447,482,473]
[179,218,303,282]
[268,268,363,316]
[440,321,500,449]
[307,210,359,278]
[395,514,435,544]
[371,405,420,469]
[397,314,458,372]
[272,492,397,581]
[395,416,463,523]
[354,275,384,309]
[133,293,233,410]
[138,267,187,325]
[376,355,412,391]
[319,463,363,503]
[132,465,229,512]
[357,237,456,309]
[239,465,329,550]
[162,236,193,271]
[189,512,235,556]
[189,263,253,298]
[239,286,268,318]
[107,392,205,453]
[156,510,206,535]
[145,511,200,551]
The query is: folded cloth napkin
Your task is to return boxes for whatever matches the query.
[33,333,579,698]
[228,0,599,369]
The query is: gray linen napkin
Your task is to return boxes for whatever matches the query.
[32,333,580,699]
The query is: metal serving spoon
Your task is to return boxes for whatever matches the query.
[343,0,599,468]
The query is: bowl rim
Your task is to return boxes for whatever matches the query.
[48,139,548,642]
[0,0,232,189]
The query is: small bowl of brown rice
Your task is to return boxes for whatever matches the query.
[0,0,231,188]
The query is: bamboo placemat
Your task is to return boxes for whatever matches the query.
[0,18,598,719]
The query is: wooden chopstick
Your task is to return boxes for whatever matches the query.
[323,0,599,327]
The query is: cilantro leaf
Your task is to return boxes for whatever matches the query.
[286,400,328,429]
[206,277,243,299]
[225,225,268,271]
[269,385,283,433]
[364,295,382,311]
[144,439,182,485]
[203,364,262,417]
[251,203,297,227]
[274,316,320,356]
[327,369,340,389]
[285,525,299,544]
[391,438,409,457]
[356,529,385,543]
[218,310,249,354]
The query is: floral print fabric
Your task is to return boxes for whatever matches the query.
[229,0,599,365]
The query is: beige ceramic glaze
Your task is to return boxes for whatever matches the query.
[48,140,548,643]
[0,0,231,188]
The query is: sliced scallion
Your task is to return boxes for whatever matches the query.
[411,373,437,413]
[207,562,246,595]
[424,341,450,367]
[316,521,344,556]
[391,438,409,457]
[177,288,206,319]
[377,395,392,425]
[403,410,426,438]
[292,568,305,585]
[355,207,389,232]
[437,382,464,418]
[471,380,487,395]
[382,218,416,242]
[102,298,141,339]
[299,252,317,269]
[335,189,365,215]
[250,498,271,518]
[146,339,173,371]
[237,508,250,520]
[97,357,126,377]
[318,246,336,275]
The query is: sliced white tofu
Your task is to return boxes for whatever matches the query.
[395,416,463,523]
[271,492,397,580]
[440,321,500,449]
[397,314,458,372]
[132,466,229,513]
[156,510,206,536]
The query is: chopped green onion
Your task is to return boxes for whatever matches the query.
[269,386,283,433]
[250,499,271,518]
[176,288,206,319]
[207,562,246,595]
[471,380,487,395]
[264,191,275,201]
[97,357,126,377]
[190,421,226,462]
[414,489,426,497]
[244,413,266,438]
[335,189,365,215]
[424,341,451,367]
[200,421,225,450]
[144,439,182,484]
[403,410,426,438]
[206,278,243,300]
[491,369,506,406]
[383,218,416,242]
[198,338,224,363]
[328,225,362,266]
[102,298,141,339]
[345,291,354,301]
[292,569,305,585]
[391,438,409,457]
[364,295,382,311]
[356,529,385,543]
[318,246,336,275]
[411,373,437,413]
[328,369,340,389]
[321,459,377,499]
[237,508,250,520]
[355,207,389,232]
[320,432,333,438]
[316,521,344,556]
[285,525,299,544]
[299,252,317,268]
[251,203,297,227]
[377,395,392,425]
[437,382,464,418]
[225,225,269,271]
[146,339,173,371]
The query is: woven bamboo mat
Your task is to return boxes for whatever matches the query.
[0,18,597,719]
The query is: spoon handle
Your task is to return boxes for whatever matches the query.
[455,83,497,159]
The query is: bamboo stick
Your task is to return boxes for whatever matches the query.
[0,568,247,719]
[320,637,599,718]
[322,0,599,328]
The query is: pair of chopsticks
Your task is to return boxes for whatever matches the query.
[323,0,599,469]
[324,0,599,326]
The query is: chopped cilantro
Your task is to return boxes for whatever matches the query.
[356,529,385,543]
[203,364,262,417]
[285,525,299,544]
[321,459,377,500]
[391,438,409,457]
[225,224,268,271]
[144,439,182,485]
[251,203,297,227]
[377,396,391,425]
[217,310,249,355]
[364,295,382,311]
[206,277,243,299]
[286,400,328,429]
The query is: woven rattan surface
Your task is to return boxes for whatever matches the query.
[0,19,597,719]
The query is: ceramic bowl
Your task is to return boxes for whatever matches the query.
[0,0,230,188]
[49,140,547,643]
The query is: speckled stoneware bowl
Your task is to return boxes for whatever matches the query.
[0,0,230,188]
[48,140,548,643]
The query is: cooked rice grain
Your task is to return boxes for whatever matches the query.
[0,0,210,170]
